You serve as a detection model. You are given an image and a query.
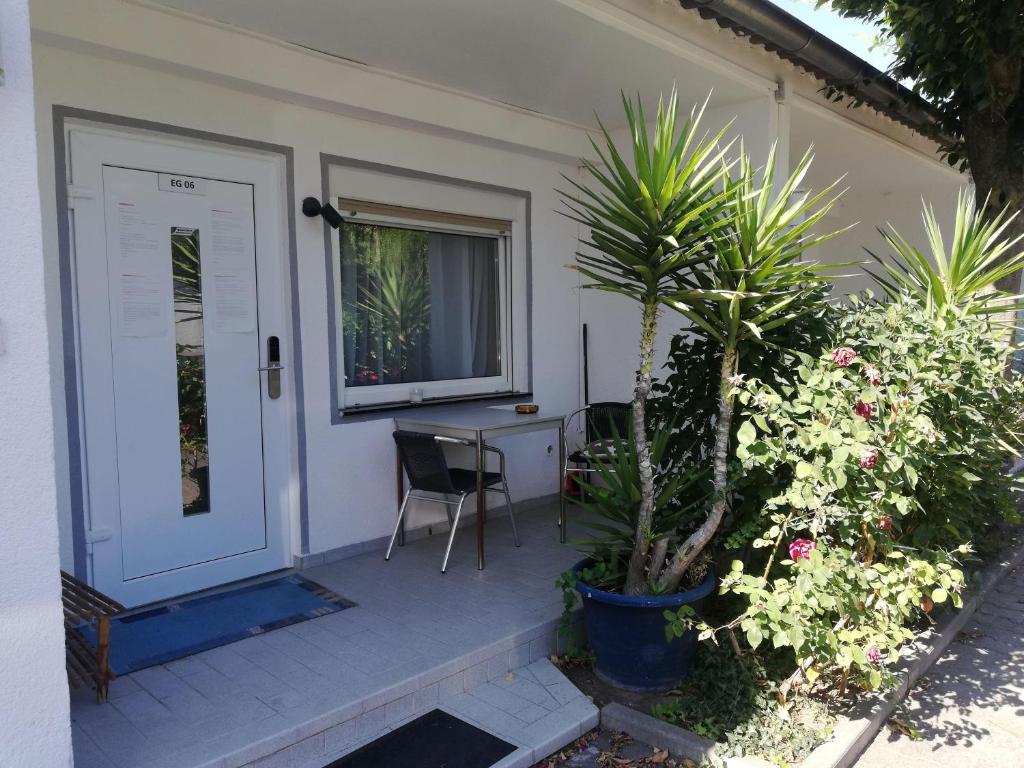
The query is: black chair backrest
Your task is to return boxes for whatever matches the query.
[586,401,631,443]
[393,431,458,495]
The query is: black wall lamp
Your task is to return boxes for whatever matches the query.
[302,197,343,229]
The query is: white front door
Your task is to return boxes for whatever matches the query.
[69,129,292,606]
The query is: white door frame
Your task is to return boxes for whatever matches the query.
[65,122,296,606]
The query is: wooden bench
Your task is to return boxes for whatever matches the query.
[61,571,124,702]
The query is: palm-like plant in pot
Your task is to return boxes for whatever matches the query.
[561,91,847,691]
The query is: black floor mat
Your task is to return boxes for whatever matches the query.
[326,708,517,768]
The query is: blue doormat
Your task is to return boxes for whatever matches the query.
[74,574,355,675]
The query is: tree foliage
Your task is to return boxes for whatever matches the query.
[823,1,1024,174]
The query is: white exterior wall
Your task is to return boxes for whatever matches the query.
[31,39,587,566]
[27,0,965,572]
[0,1,74,765]
[788,100,965,299]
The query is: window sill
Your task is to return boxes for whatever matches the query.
[337,391,534,422]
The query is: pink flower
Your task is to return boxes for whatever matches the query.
[855,400,875,420]
[864,366,881,386]
[788,538,816,561]
[831,347,857,367]
[866,644,882,664]
[878,515,893,531]
[860,447,879,469]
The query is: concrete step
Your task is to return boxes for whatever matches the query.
[70,507,584,768]
[301,659,598,768]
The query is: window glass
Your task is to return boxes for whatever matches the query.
[339,222,501,390]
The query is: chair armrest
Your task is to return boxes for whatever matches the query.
[434,435,472,446]
[482,444,506,477]
[433,436,507,476]
[563,406,590,473]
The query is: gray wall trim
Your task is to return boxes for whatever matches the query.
[52,110,87,580]
[51,105,311,570]
[319,153,534,425]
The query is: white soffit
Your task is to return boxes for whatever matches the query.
[149,0,759,127]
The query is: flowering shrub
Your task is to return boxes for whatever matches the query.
[787,538,816,561]
[667,294,1023,693]
[717,543,966,691]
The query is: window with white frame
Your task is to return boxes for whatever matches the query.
[336,198,516,409]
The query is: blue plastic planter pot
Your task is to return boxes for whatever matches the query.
[574,559,716,692]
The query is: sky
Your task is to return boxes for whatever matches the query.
[767,0,897,74]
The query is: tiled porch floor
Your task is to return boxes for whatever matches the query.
[70,504,593,768]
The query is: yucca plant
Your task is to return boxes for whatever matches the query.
[571,427,709,579]
[357,233,431,379]
[560,88,731,595]
[172,229,202,323]
[653,145,848,593]
[868,190,1024,317]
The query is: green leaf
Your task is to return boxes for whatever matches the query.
[745,626,764,650]
[932,588,948,604]
[737,420,757,445]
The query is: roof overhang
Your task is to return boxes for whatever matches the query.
[679,0,945,142]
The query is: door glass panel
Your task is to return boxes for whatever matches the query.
[172,226,210,516]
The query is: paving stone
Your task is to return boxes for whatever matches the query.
[258,687,310,712]
[105,675,143,700]
[858,563,1024,767]
[69,506,590,768]
[526,658,565,687]
[413,682,440,712]
[438,671,464,700]
[532,634,557,663]
[489,651,512,680]
[500,673,558,708]
[513,702,550,724]
[251,733,325,768]
[132,666,194,700]
[385,693,415,725]
[355,705,387,742]
[464,660,490,690]
[164,656,211,678]
[509,642,533,669]
[159,688,222,724]
[323,717,357,754]
[472,682,534,715]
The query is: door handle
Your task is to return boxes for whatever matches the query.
[262,336,283,399]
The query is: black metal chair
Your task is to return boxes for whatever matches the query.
[563,401,631,496]
[388,430,520,572]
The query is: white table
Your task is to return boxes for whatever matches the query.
[394,403,567,569]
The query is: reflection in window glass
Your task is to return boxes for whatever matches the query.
[172,227,210,516]
[339,222,501,389]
